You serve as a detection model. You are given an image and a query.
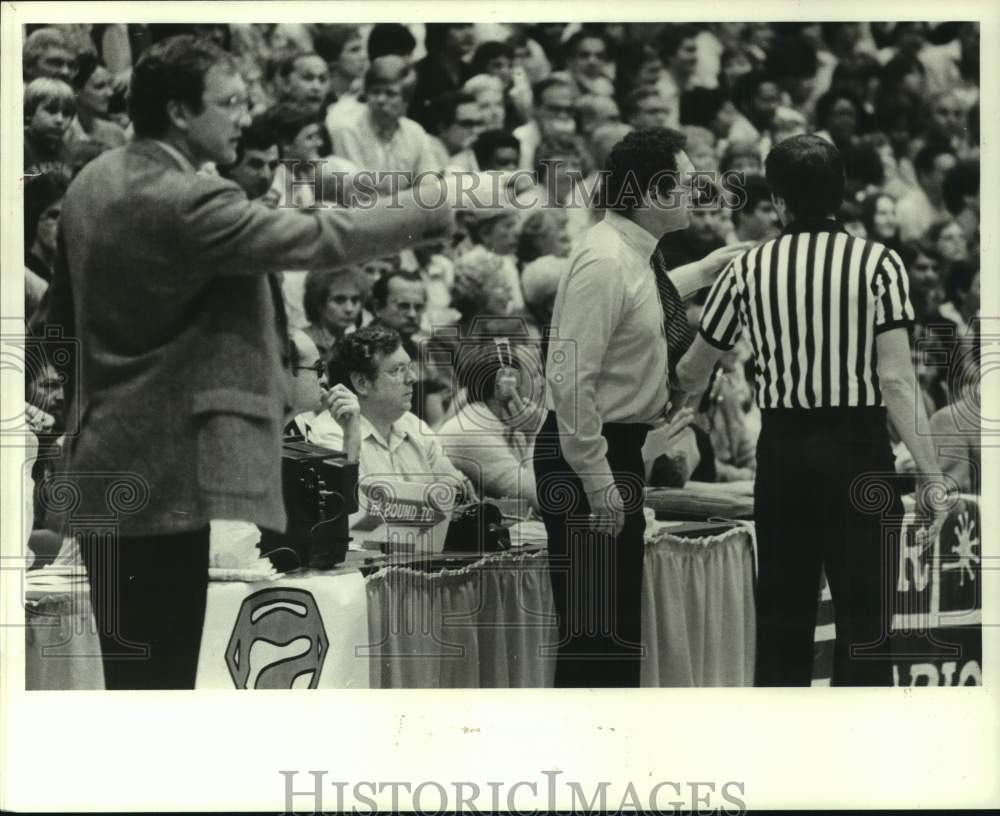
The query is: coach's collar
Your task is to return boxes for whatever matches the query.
[781,217,846,236]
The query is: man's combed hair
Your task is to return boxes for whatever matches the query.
[232,115,279,165]
[22,27,70,79]
[326,325,402,393]
[472,129,520,169]
[262,100,324,152]
[370,271,423,311]
[128,35,235,139]
[602,126,687,211]
[765,133,845,219]
[363,55,415,99]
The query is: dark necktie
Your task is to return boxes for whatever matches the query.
[650,247,695,383]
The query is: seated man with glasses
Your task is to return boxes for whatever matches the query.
[304,326,477,521]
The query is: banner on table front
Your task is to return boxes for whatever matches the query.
[196,573,369,689]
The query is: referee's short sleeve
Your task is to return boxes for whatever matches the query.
[699,258,742,351]
[873,248,916,334]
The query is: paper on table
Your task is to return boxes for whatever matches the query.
[684,480,755,496]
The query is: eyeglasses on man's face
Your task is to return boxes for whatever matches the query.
[379,361,417,381]
[205,94,252,116]
[292,359,325,378]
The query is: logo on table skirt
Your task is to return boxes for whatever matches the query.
[939,501,980,612]
[225,588,329,689]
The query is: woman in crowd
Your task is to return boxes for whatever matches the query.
[516,208,572,268]
[437,343,546,512]
[463,73,507,132]
[450,246,515,335]
[67,53,128,150]
[928,217,970,265]
[860,191,901,252]
[302,267,370,361]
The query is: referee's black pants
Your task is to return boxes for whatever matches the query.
[754,408,901,687]
[80,528,210,689]
[533,411,649,687]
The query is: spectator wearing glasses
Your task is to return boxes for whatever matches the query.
[306,326,476,511]
[513,77,577,170]
[426,90,485,173]
[286,328,326,424]
[302,267,369,361]
[368,271,450,424]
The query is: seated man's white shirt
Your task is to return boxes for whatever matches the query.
[325,93,366,136]
[330,109,439,190]
[302,411,469,527]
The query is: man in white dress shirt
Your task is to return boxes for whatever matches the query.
[533,127,746,686]
[305,326,475,522]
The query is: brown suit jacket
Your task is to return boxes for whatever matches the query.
[40,140,452,535]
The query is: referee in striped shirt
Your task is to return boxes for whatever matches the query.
[677,135,944,686]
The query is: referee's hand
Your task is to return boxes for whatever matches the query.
[700,241,756,280]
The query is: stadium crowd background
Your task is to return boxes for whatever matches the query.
[22,20,981,531]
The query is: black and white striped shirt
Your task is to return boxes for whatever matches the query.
[699,219,915,410]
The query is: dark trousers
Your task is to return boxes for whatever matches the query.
[533,411,649,687]
[80,528,210,690]
[754,408,901,687]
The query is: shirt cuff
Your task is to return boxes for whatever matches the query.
[698,326,735,351]
[874,318,914,335]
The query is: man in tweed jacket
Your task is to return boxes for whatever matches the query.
[36,36,456,688]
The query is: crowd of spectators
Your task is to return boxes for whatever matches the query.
[23,21,982,541]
